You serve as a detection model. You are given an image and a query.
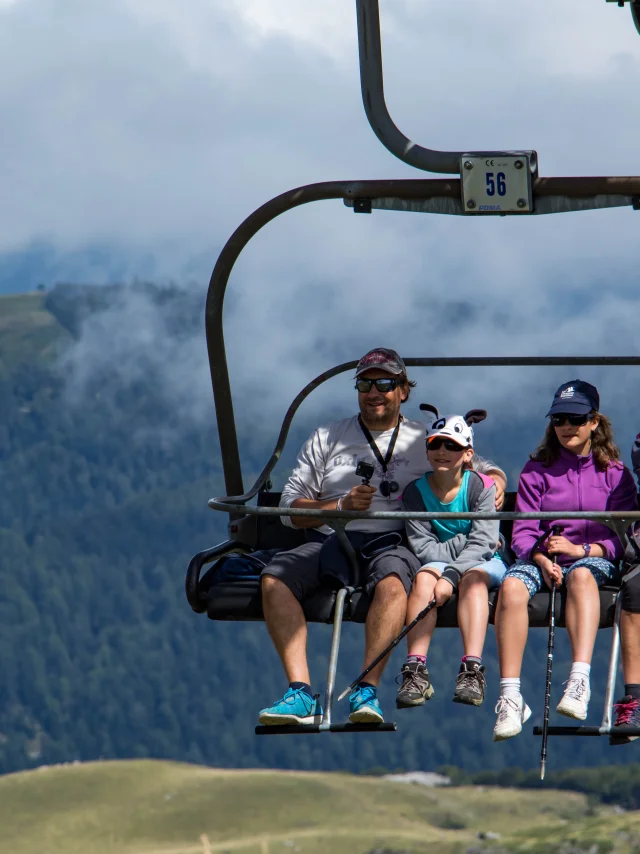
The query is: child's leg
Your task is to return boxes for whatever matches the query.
[492,563,540,741]
[495,575,532,678]
[557,558,614,721]
[564,564,601,664]
[405,567,441,657]
[457,568,492,658]
[453,565,500,707]
[396,565,442,709]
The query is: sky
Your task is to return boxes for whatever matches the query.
[2,0,640,470]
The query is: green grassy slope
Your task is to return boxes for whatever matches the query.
[0,760,638,854]
[0,291,70,376]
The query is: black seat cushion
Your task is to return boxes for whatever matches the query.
[204,579,620,628]
[206,577,337,623]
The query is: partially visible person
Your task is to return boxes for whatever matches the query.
[493,380,637,742]
[395,411,509,710]
[610,433,640,745]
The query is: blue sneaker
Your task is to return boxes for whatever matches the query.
[349,685,384,723]
[258,688,323,726]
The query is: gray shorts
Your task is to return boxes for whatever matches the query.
[261,540,419,603]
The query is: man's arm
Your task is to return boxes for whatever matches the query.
[289,486,375,529]
[279,423,376,528]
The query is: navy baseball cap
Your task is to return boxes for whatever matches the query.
[355,348,407,378]
[546,380,600,417]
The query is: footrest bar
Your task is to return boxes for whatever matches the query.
[533,725,605,736]
[255,722,397,735]
[534,724,640,737]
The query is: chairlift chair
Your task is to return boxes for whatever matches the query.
[186,0,640,739]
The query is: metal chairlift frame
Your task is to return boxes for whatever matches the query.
[190,0,640,739]
[607,0,640,36]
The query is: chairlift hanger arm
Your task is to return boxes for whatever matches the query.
[607,0,640,35]
[356,0,538,175]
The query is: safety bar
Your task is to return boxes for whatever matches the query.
[355,0,537,174]
[208,501,640,533]
[208,502,639,584]
[205,180,640,505]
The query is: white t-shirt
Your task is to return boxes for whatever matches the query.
[280,416,432,534]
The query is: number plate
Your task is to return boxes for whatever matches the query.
[460,155,532,214]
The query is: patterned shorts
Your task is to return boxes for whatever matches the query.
[504,557,618,598]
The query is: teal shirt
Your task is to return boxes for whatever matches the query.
[415,470,472,542]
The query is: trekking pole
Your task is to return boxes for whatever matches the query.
[337,598,437,701]
[540,524,563,781]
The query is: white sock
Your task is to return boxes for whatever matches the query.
[500,678,522,701]
[570,662,591,680]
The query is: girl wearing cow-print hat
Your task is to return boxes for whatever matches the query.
[396,409,509,711]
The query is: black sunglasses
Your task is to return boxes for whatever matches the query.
[426,437,468,452]
[355,378,400,394]
[550,413,591,427]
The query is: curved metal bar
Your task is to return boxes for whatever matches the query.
[206,178,640,504]
[356,0,537,174]
[216,355,640,506]
[185,539,252,612]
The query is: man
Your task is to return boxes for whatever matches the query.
[259,347,507,726]
[610,434,640,744]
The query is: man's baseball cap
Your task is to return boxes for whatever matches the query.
[355,348,407,378]
[426,415,474,449]
[546,379,600,417]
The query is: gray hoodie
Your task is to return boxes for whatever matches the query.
[400,469,501,590]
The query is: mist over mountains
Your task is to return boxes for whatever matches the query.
[1,282,639,778]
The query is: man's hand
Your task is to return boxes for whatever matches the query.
[491,473,507,511]
[535,552,563,587]
[434,577,454,607]
[546,534,582,559]
[341,483,376,511]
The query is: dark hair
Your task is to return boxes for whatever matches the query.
[530,411,620,471]
[401,376,417,403]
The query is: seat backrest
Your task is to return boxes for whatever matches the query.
[230,491,307,551]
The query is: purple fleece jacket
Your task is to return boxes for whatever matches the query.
[512,447,638,566]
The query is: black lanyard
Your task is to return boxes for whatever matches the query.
[358,415,402,476]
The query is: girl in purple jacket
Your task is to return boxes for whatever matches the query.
[493,380,637,742]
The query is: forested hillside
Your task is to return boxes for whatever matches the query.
[0,284,636,777]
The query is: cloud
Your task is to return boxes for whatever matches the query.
[2,0,640,465]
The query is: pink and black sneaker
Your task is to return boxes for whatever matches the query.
[610,695,640,746]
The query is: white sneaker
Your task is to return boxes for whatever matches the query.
[556,676,590,720]
[493,695,532,741]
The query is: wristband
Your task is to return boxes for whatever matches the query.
[337,496,344,511]
[583,543,591,558]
